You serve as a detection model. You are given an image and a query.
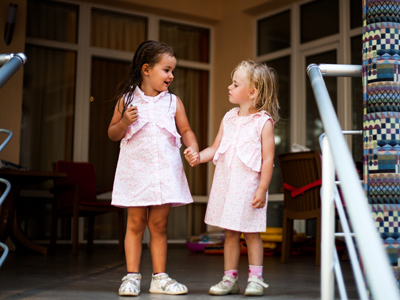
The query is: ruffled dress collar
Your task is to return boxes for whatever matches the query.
[226,107,269,124]
[133,86,168,103]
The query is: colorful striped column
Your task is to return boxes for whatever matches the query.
[363,0,400,290]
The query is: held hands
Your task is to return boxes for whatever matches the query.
[251,188,267,209]
[122,105,138,126]
[184,147,200,167]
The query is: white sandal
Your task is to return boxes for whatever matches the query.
[209,275,240,295]
[149,273,188,295]
[119,273,141,296]
[244,276,269,296]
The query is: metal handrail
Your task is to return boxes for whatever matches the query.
[307,63,400,300]
[320,131,368,300]
[0,130,12,269]
[0,53,26,88]
[0,129,13,153]
[0,52,26,267]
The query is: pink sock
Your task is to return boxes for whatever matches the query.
[224,270,238,286]
[249,265,263,279]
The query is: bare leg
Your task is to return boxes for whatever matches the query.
[224,229,242,271]
[148,204,171,273]
[125,207,148,272]
[243,232,263,266]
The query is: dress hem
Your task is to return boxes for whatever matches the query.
[112,200,193,208]
[205,220,265,233]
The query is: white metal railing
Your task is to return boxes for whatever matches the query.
[0,130,12,268]
[307,64,400,300]
[0,53,27,267]
[320,131,368,300]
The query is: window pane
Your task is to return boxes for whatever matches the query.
[350,0,363,29]
[26,0,78,43]
[301,0,339,43]
[258,10,291,55]
[305,50,337,151]
[21,45,76,173]
[351,35,363,164]
[91,9,147,52]
[171,67,209,195]
[264,57,291,194]
[89,57,131,192]
[159,21,210,63]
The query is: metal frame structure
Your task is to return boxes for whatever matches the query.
[0,53,27,267]
[307,64,400,300]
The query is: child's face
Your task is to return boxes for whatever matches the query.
[228,67,252,105]
[143,54,176,95]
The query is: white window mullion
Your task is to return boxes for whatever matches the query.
[291,3,303,146]
[73,3,91,162]
[148,15,159,41]
[339,0,352,138]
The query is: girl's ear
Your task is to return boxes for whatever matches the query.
[250,88,258,100]
[142,63,150,76]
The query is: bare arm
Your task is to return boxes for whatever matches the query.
[198,119,224,164]
[175,97,199,152]
[108,98,138,141]
[184,117,224,166]
[251,120,275,208]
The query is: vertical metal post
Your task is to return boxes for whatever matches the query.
[321,135,336,300]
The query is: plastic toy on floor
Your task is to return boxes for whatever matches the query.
[186,227,307,256]
[186,230,225,252]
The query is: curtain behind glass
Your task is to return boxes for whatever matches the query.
[91,9,147,52]
[351,35,363,164]
[89,58,130,192]
[21,45,75,173]
[306,51,337,151]
[160,21,209,63]
[172,67,208,195]
[26,0,78,43]
[264,57,291,194]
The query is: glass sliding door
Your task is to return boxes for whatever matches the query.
[89,58,131,192]
[21,45,76,173]
[305,50,338,151]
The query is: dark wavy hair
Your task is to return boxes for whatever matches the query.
[112,40,176,115]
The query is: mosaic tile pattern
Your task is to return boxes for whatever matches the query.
[363,1,400,206]
[363,0,400,288]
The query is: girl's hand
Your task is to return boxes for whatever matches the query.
[251,188,267,209]
[122,106,138,126]
[184,147,200,167]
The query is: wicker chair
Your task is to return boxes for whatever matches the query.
[279,150,322,265]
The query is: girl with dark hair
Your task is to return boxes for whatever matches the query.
[109,40,199,296]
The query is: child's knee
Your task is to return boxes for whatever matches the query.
[243,232,261,241]
[148,218,168,235]
[225,229,241,241]
[127,216,147,235]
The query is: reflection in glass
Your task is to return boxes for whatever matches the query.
[351,35,363,163]
[26,0,78,43]
[160,21,210,63]
[91,9,147,52]
[264,57,291,194]
[257,10,291,55]
[21,45,76,172]
[301,0,339,43]
[306,51,337,151]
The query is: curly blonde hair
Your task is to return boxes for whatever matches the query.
[232,60,280,123]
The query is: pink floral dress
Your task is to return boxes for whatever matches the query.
[111,87,193,207]
[205,107,273,232]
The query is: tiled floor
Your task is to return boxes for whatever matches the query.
[0,244,359,299]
